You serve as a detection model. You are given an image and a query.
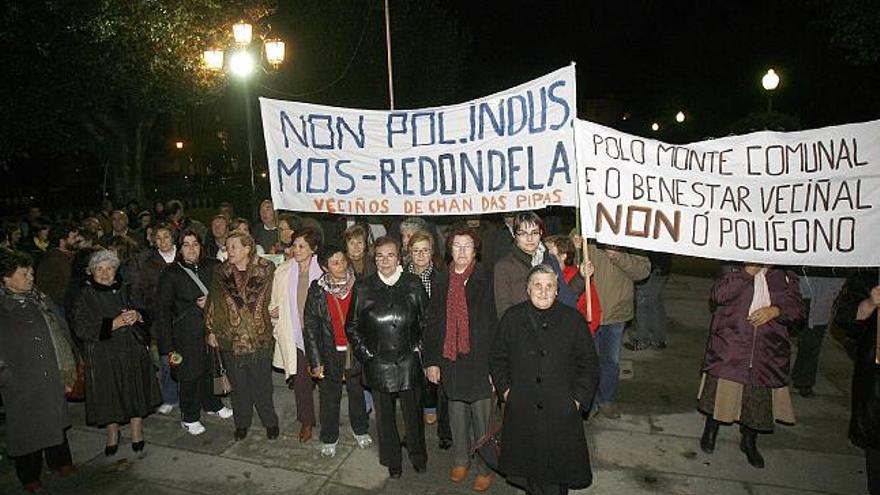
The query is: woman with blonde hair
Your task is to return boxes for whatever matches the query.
[205,231,279,441]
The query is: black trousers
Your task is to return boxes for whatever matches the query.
[374,386,426,470]
[223,350,278,430]
[179,369,224,423]
[318,351,370,443]
[867,446,880,495]
[13,431,72,486]
[424,381,452,441]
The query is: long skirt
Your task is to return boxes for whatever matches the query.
[697,373,795,431]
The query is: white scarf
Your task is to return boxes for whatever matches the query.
[748,267,771,316]
[378,265,403,286]
[531,242,547,267]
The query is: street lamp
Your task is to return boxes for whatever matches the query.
[202,22,287,214]
[651,122,660,132]
[762,69,780,112]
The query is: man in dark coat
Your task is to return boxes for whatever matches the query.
[0,250,77,491]
[490,264,599,495]
[345,236,433,478]
[833,268,880,494]
[35,221,81,314]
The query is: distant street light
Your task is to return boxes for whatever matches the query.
[174,141,184,150]
[762,68,780,112]
[651,122,660,132]
[675,111,685,123]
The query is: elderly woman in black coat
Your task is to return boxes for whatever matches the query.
[425,226,498,492]
[0,250,77,492]
[490,264,599,495]
[345,236,432,478]
[833,268,880,494]
[73,249,162,455]
[157,229,233,436]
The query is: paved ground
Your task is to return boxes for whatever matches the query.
[0,259,869,494]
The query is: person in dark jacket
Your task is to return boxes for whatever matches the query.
[493,212,577,320]
[35,221,81,315]
[425,227,498,492]
[833,268,880,494]
[345,236,432,478]
[302,244,372,458]
[73,249,162,455]
[136,224,179,414]
[156,230,233,436]
[698,263,804,468]
[627,251,672,350]
[490,264,599,495]
[405,230,452,448]
[0,250,78,492]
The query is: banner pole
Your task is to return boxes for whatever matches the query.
[384,0,395,110]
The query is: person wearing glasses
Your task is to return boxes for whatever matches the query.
[405,230,453,448]
[346,236,432,478]
[493,212,577,319]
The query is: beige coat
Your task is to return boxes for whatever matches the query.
[269,257,321,377]
[587,244,651,324]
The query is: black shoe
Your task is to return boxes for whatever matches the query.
[438,438,453,450]
[131,441,145,452]
[413,464,427,474]
[700,418,719,454]
[104,444,118,457]
[234,428,248,441]
[388,467,402,478]
[798,386,814,398]
[740,428,765,468]
[266,426,280,440]
[623,340,651,351]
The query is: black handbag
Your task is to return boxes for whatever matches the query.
[473,394,504,473]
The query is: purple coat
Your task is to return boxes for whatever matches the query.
[702,265,804,388]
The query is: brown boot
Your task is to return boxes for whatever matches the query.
[298,424,313,443]
[473,474,494,492]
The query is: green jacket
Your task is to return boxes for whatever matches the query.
[587,244,651,325]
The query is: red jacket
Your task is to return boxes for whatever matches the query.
[562,265,602,335]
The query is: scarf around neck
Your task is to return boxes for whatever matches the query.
[748,267,771,317]
[530,243,547,267]
[318,267,356,298]
[444,261,476,361]
[406,262,434,298]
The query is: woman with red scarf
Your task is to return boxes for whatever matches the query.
[425,227,498,492]
[546,235,601,334]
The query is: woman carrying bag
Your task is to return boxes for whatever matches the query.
[156,229,233,436]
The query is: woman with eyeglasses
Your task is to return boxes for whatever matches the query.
[405,231,452,449]
[493,211,577,320]
[346,236,432,478]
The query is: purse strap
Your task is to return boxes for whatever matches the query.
[178,262,209,297]
[213,347,226,374]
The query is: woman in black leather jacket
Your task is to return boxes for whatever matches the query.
[345,236,432,479]
[302,244,372,458]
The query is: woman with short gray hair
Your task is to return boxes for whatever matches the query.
[73,250,161,456]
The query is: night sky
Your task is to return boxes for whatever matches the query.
[269,0,880,141]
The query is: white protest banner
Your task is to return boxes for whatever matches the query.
[260,66,577,216]
[576,119,880,266]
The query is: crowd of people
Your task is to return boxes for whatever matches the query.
[0,198,879,494]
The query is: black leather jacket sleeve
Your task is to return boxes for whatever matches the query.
[303,281,326,370]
